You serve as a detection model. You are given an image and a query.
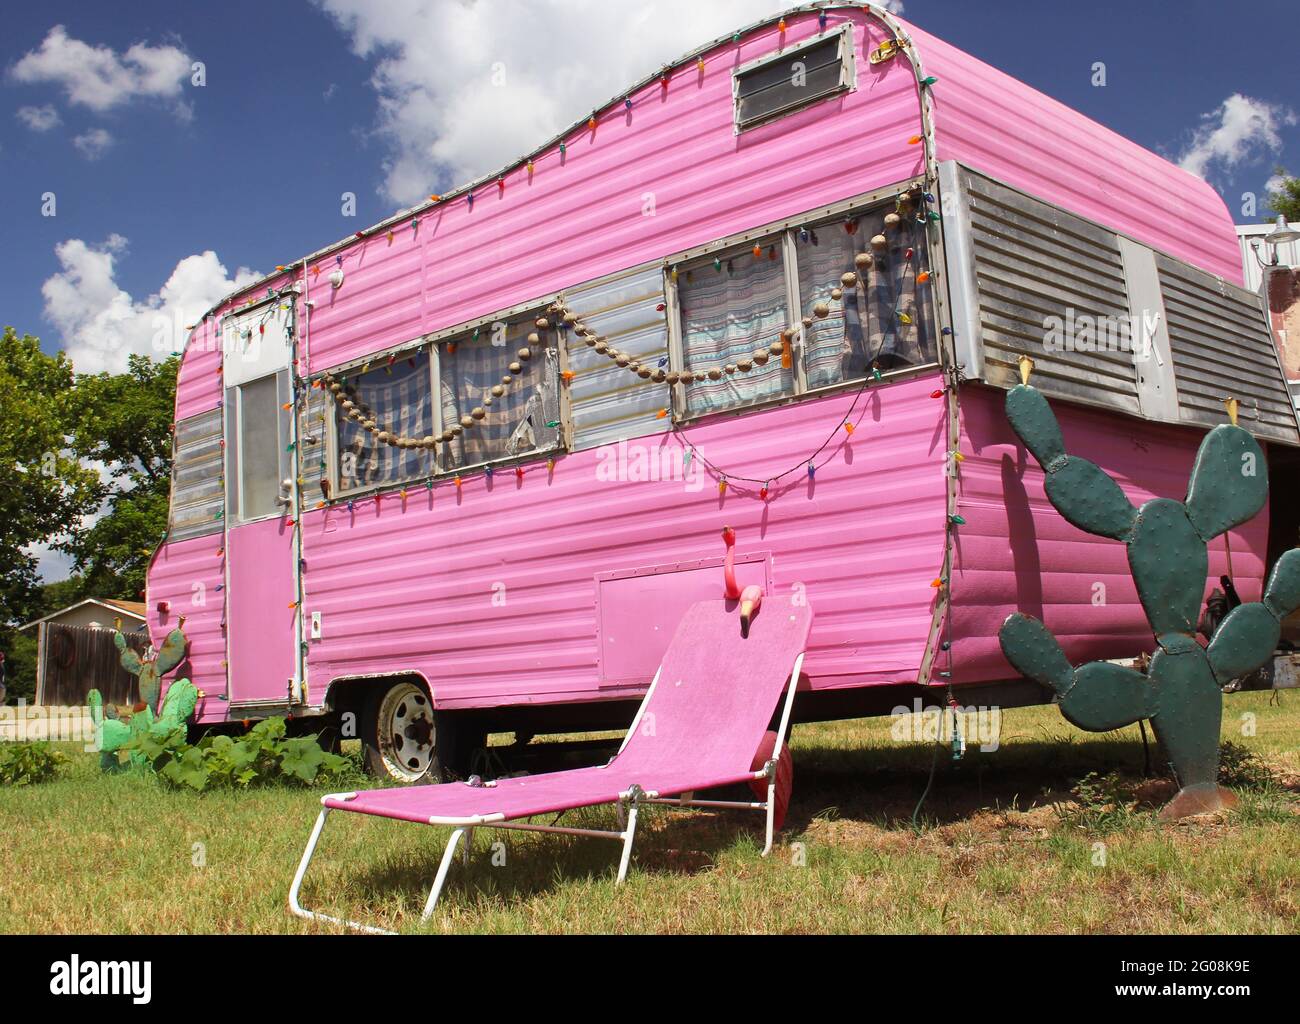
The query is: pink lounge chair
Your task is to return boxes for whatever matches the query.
[289,596,813,932]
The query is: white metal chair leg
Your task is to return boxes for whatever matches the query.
[616,802,639,883]
[761,779,776,856]
[288,809,394,934]
[421,827,467,921]
[462,827,474,866]
[289,809,330,920]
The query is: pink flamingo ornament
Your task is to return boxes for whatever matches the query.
[739,585,764,638]
[721,525,741,600]
[722,526,763,636]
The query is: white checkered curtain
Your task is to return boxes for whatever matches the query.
[336,351,434,491]
[679,241,794,415]
[797,208,937,387]
[438,317,560,470]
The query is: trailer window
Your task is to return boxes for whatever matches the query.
[668,190,939,419]
[677,237,794,416]
[231,370,291,522]
[794,205,937,388]
[435,315,561,472]
[335,349,435,493]
[733,27,853,133]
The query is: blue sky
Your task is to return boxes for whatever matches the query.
[2,0,1297,374]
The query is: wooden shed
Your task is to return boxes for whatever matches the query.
[19,599,150,707]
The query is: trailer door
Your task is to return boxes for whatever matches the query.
[221,299,303,709]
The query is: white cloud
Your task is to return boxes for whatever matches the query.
[1177,93,1296,181]
[9,24,192,116]
[72,127,113,160]
[16,103,61,131]
[314,0,812,204]
[42,235,259,374]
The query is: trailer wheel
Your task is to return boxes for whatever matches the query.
[360,680,450,784]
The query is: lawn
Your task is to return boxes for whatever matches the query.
[1,693,1296,934]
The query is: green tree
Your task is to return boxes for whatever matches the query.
[0,328,102,702]
[62,354,178,599]
[1265,170,1300,223]
[0,328,101,626]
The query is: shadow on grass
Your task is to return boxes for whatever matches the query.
[305,801,756,928]
[302,728,1296,925]
[785,737,1159,832]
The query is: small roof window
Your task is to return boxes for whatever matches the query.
[733,26,855,132]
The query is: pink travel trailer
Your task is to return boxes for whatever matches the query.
[147,3,1298,785]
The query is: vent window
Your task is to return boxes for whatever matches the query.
[734,28,853,132]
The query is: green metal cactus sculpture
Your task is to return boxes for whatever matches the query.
[89,618,198,771]
[998,359,1300,818]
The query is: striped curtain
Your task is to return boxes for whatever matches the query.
[679,242,794,415]
[438,317,561,470]
[336,352,434,490]
[797,210,936,386]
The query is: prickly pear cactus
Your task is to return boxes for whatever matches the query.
[89,619,196,771]
[998,372,1300,819]
[115,619,188,712]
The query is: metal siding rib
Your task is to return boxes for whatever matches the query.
[299,13,923,372]
[946,384,1268,685]
[301,375,949,707]
[147,534,228,716]
[907,20,1244,282]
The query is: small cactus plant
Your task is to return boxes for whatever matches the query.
[89,618,198,771]
[998,363,1300,819]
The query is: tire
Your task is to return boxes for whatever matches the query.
[360,680,481,784]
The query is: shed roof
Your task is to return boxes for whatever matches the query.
[19,598,149,632]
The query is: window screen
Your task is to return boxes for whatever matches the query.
[678,240,794,416]
[437,317,561,471]
[237,372,286,521]
[795,206,937,389]
[735,33,848,131]
[335,350,434,492]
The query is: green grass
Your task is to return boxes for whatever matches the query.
[1,693,1296,934]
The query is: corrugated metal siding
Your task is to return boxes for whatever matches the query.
[945,384,1267,686]
[175,321,223,421]
[904,18,1244,283]
[961,169,1139,414]
[1156,253,1299,443]
[301,375,949,709]
[168,409,224,543]
[564,263,671,450]
[147,534,228,720]
[291,11,924,372]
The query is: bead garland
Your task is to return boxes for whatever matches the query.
[549,186,930,395]
[320,335,543,450]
